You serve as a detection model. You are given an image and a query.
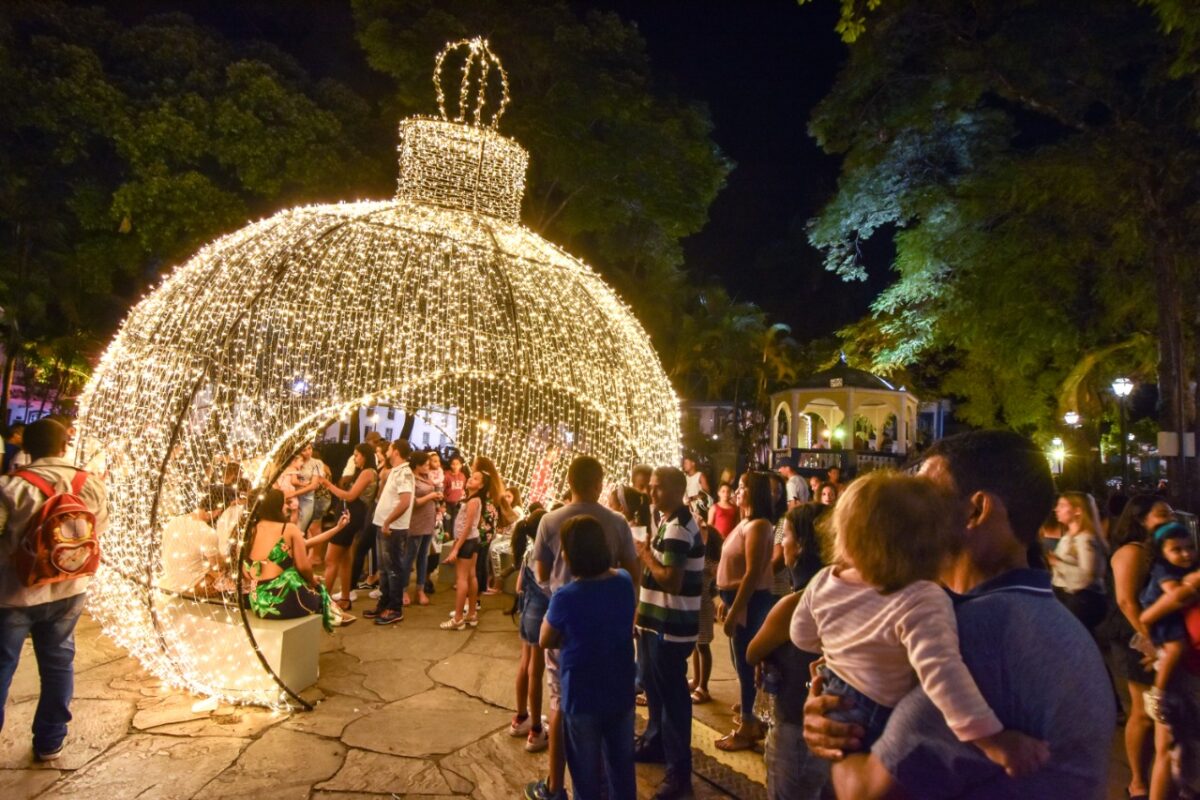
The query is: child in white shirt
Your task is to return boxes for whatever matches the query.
[791,470,1048,777]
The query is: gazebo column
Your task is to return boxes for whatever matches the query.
[791,391,804,448]
[896,399,908,455]
[843,389,856,450]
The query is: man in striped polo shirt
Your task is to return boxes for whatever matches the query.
[635,466,706,800]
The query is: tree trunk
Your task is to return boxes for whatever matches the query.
[1154,241,1190,509]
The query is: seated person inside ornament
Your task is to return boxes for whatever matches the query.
[197,460,245,525]
[159,508,236,600]
[244,489,355,630]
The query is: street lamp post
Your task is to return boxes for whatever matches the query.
[1112,378,1134,489]
[1061,411,1081,486]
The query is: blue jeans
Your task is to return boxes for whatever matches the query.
[563,706,636,800]
[0,593,87,753]
[720,588,776,720]
[638,630,693,780]
[818,665,893,749]
[766,720,830,800]
[403,533,433,591]
[377,528,408,613]
[296,495,315,534]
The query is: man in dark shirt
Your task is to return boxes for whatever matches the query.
[804,431,1114,799]
[608,464,651,529]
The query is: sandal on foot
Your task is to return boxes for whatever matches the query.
[690,688,711,704]
[465,614,479,627]
[335,598,352,611]
[440,617,466,631]
[715,730,757,752]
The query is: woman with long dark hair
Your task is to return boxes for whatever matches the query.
[319,442,378,617]
[245,489,336,629]
[472,455,517,595]
[714,470,778,751]
[1110,495,1174,800]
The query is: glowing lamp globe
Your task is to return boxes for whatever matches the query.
[75,39,681,707]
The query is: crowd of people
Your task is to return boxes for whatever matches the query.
[2,415,1200,800]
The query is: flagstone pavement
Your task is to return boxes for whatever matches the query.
[0,577,1136,800]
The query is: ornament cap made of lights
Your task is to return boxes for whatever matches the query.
[77,37,681,709]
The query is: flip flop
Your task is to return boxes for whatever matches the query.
[690,688,711,704]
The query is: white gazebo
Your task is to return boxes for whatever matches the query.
[770,357,920,460]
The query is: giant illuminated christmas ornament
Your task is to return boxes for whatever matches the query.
[76,38,681,708]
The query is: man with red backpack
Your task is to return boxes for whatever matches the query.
[0,418,107,762]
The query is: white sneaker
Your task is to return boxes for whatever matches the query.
[525,726,548,752]
[347,590,358,601]
[509,714,533,737]
[369,589,382,599]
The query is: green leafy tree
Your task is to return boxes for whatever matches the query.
[0,2,388,423]
[805,0,1200,501]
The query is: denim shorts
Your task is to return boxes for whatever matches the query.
[520,590,549,645]
[818,664,894,750]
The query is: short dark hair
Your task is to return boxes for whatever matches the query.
[567,455,604,494]
[24,419,68,460]
[391,439,412,459]
[923,430,1056,568]
[652,465,687,497]
[408,451,430,469]
[6,422,24,436]
[560,515,612,578]
[631,464,652,482]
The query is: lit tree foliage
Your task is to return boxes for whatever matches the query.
[806,0,1200,470]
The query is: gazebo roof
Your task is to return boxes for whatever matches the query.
[792,356,897,392]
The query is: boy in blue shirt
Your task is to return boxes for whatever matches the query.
[541,515,637,800]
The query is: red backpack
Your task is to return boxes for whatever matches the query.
[11,470,100,587]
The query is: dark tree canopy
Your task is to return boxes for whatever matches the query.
[0,1,389,419]
[806,0,1199,455]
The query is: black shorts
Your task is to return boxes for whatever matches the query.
[456,538,479,559]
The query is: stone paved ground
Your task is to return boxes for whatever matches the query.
[0,574,1136,799]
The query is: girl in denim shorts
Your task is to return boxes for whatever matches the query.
[509,508,550,752]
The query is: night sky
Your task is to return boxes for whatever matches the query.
[106,0,892,340]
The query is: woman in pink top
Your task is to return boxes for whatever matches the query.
[791,471,1050,776]
[714,470,778,751]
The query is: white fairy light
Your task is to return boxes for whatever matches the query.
[75,38,680,709]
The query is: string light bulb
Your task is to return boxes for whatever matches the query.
[74,38,681,708]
